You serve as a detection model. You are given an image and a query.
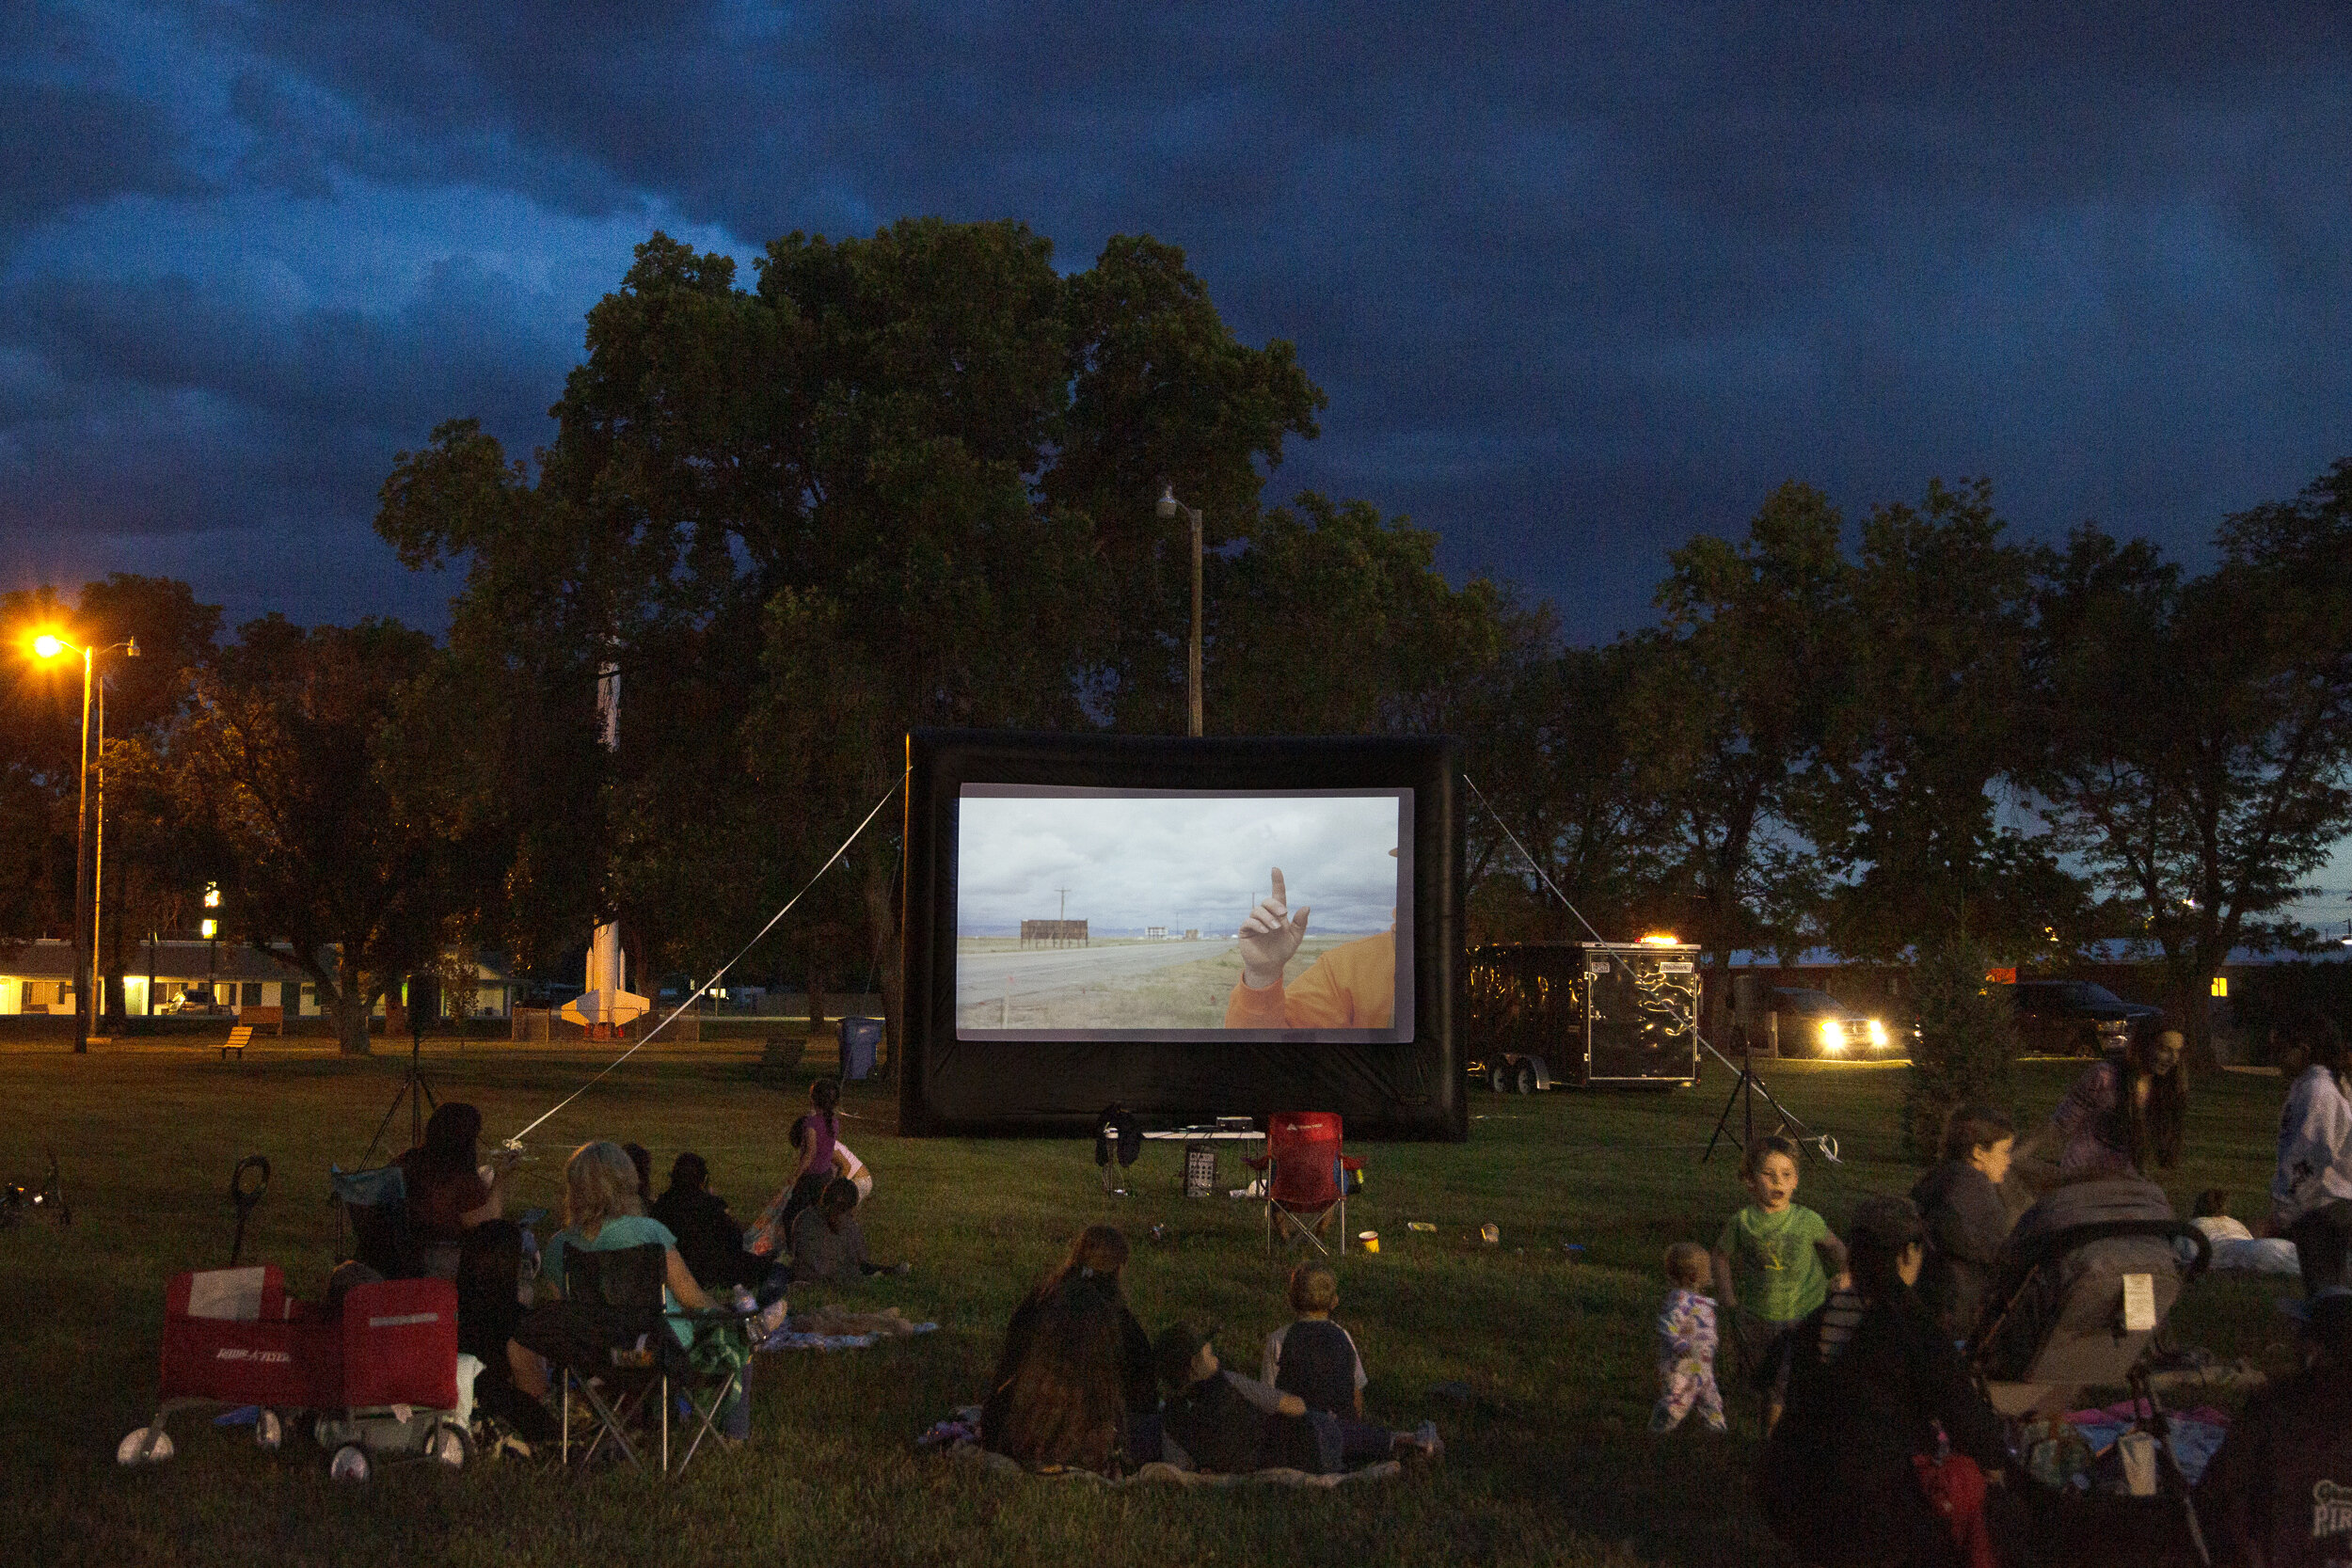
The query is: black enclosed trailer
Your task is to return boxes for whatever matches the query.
[1467,942,1702,1090]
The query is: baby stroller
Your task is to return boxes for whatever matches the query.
[1967,1176,2216,1565]
[118,1263,478,1482]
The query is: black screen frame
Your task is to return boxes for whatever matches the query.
[900,729,1466,1140]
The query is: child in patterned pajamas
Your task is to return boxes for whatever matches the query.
[1652,1241,1726,1433]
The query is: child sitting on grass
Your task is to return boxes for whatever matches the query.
[1713,1132,1847,1432]
[1262,1262,1439,1465]
[1651,1242,1725,1433]
[1155,1321,1311,1473]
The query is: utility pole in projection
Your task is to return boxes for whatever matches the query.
[1056,887,1072,923]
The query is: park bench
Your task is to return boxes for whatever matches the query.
[219,1025,253,1061]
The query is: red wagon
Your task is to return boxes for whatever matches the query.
[119,1264,471,1481]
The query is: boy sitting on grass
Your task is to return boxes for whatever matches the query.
[1713,1132,1847,1433]
[1263,1262,1440,1465]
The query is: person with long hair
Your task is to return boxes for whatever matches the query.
[1757,1196,2017,1568]
[2270,1012,2352,1296]
[507,1142,724,1406]
[2027,1013,2187,1181]
[394,1101,516,1279]
[982,1225,1157,1472]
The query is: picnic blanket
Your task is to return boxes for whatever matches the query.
[2063,1401,2232,1486]
[947,1440,1402,1489]
[921,1404,1406,1488]
[755,1304,937,1353]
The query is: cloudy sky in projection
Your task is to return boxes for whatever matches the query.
[956,791,1404,937]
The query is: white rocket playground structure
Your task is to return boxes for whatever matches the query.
[560,658,649,1035]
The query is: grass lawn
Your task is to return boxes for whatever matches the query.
[0,1041,2304,1567]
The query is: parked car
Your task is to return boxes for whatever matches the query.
[155,990,228,1016]
[2008,979,2161,1057]
[1756,987,1895,1060]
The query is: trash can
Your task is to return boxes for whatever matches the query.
[840,1017,882,1081]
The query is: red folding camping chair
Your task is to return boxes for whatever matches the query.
[1248,1112,1363,1257]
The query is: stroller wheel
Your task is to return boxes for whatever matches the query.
[328,1444,371,1483]
[425,1421,471,1468]
[255,1409,283,1450]
[116,1426,174,1465]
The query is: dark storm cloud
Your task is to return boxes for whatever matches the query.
[3,0,2349,642]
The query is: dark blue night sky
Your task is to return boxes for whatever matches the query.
[5,2,2348,649]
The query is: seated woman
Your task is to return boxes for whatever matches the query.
[788,1178,903,1287]
[509,1141,747,1439]
[394,1102,515,1280]
[649,1151,762,1291]
[1758,1196,2018,1568]
[982,1225,1157,1472]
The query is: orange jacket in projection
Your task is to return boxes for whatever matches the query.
[1222,931,1396,1029]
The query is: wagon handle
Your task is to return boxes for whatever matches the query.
[228,1154,271,1267]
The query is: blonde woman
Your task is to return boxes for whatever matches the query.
[507,1142,726,1406]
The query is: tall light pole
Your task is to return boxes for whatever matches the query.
[1156,483,1204,737]
[31,631,138,1053]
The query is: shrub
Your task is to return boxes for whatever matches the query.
[1902,938,2017,1160]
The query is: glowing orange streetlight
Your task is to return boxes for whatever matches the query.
[29,629,138,1053]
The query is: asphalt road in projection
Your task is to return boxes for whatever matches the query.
[954,939,1240,1006]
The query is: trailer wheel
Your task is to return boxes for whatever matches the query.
[1485,1061,1506,1093]
[1514,1060,1537,1095]
[329,1444,371,1484]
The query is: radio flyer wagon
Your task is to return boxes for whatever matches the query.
[118,1264,477,1482]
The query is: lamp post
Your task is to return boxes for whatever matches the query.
[1155,483,1204,737]
[31,631,137,1053]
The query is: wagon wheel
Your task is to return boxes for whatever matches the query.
[116,1425,174,1465]
[328,1444,371,1483]
[254,1409,284,1450]
[425,1420,472,1468]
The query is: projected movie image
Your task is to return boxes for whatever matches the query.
[955,787,1413,1042]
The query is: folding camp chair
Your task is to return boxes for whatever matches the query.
[1248,1113,1363,1257]
[330,1164,423,1281]
[553,1244,755,1474]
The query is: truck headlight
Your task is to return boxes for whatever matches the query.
[1818,1020,1842,1052]
[1867,1019,1889,1048]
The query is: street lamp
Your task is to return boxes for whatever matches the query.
[29,630,137,1053]
[1155,483,1204,737]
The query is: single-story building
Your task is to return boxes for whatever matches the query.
[0,939,514,1021]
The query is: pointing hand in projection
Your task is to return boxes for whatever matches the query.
[1238,867,1310,990]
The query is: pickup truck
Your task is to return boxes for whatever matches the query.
[2009,979,2161,1057]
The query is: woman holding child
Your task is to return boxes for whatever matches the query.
[1757,1195,2018,1568]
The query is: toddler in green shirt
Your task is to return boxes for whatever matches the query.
[1711,1133,1847,1431]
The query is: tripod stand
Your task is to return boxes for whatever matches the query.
[361,994,436,1165]
[1704,1031,1769,1163]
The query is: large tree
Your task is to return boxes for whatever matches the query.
[170,616,496,1055]
[378,223,1336,1048]
[2028,460,2352,1058]
[1636,482,1849,1038]
[1802,479,2093,964]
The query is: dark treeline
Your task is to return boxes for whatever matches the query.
[6,221,2351,1059]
